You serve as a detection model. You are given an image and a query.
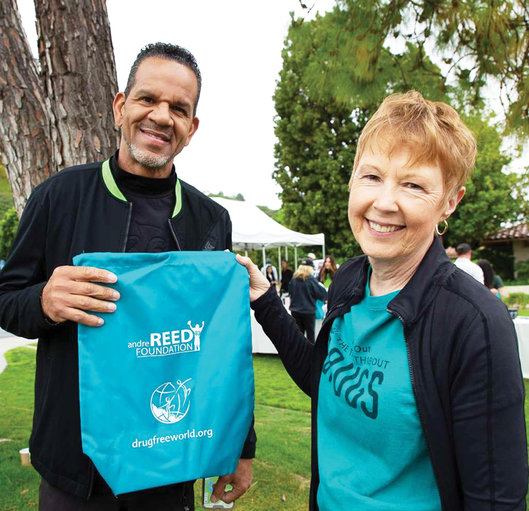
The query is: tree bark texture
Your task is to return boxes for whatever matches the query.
[0,0,119,215]
[0,0,57,214]
[35,0,119,170]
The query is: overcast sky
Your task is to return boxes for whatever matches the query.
[17,0,336,209]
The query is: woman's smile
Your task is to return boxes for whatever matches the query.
[366,219,405,234]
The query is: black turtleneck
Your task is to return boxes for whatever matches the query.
[109,152,178,253]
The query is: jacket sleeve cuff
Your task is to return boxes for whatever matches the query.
[239,418,256,458]
[31,281,62,334]
[250,285,281,312]
[4,281,61,338]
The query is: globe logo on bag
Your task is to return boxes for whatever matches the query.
[150,378,192,424]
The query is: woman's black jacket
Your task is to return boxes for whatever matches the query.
[252,237,527,510]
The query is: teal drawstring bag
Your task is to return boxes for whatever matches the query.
[73,251,254,496]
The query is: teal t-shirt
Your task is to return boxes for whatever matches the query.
[317,279,441,511]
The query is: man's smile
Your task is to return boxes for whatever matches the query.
[140,126,171,143]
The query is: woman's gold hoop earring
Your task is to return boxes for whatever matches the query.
[435,219,449,236]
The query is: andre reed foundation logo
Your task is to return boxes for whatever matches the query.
[128,321,205,358]
[150,378,192,424]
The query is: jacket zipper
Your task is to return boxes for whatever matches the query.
[121,203,133,253]
[389,307,444,508]
[168,220,182,251]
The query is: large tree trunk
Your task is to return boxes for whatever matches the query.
[0,0,57,215]
[35,0,119,170]
[0,0,119,216]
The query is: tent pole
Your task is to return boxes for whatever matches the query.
[285,246,288,262]
[245,249,248,257]
[262,246,266,269]
[278,246,282,279]
[294,246,298,270]
[323,239,326,259]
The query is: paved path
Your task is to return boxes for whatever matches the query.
[0,330,36,374]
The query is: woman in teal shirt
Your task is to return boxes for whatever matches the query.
[238,91,527,510]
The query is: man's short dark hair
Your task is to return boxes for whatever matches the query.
[456,243,472,255]
[125,42,202,115]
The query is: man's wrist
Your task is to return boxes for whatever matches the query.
[40,290,59,326]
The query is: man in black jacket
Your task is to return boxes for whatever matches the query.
[0,43,255,510]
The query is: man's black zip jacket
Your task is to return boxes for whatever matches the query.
[0,156,256,498]
[252,237,527,510]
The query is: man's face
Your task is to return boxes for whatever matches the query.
[113,57,199,178]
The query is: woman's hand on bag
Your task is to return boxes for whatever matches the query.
[235,255,270,302]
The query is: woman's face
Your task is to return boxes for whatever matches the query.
[348,146,462,267]
[324,258,332,269]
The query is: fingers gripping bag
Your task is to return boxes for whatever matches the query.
[73,251,254,496]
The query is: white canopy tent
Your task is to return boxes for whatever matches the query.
[212,197,325,267]
[212,197,325,354]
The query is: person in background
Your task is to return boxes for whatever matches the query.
[265,264,278,291]
[237,90,527,510]
[454,242,484,284]
[288,258,327,344]
[261,258,278,282]
[492,270,506,298]
[477,259,505,298]
[307,252,319,276]
[280,259,293,296]
[318,255,337,289]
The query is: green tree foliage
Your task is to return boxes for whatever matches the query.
[0,160,12,195]
[275,6,529,260]
[273,19,366,259]
[209,192,245,201]
[0,161,14,220]
[0,208,19,260]
[515,260,529,281]
[274,12,450,259]
[0,194,15,221]
[443,116,526,247]
[297,0,529,132]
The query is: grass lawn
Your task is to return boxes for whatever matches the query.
[0,350,311,510]
[0,349,527,510]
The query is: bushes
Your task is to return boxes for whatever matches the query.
[504,292,529,309]
[0,208,19,260]
[0,167,17,261]
[0,193,14,220]
[515,260,529,281]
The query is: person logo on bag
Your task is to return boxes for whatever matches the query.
[187,321,204,350]
[150,378,192,424]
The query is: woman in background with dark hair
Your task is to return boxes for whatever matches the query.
[319,255,337,289]
[280,260,293,296]
[477,259,504,298]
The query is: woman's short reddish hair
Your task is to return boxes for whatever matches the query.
[351,90,477,194]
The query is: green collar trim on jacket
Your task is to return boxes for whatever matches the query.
[101,159,183,218]
[102,159,126,202]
